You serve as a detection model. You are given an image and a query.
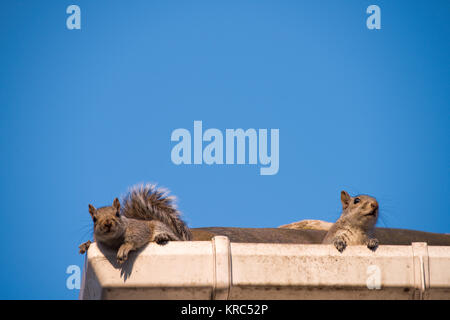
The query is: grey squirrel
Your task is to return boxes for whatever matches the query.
[79,184,192,264]
[322,190,379,253]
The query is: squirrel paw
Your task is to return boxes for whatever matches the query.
[333,238,347,253]
[79,240,92,254]
[367,238,379,251]
[117,243,133,264]
[154,233,171,245]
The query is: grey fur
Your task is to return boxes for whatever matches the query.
[323,191,379,253]
[121,184,192,241]
[79,183,191,264]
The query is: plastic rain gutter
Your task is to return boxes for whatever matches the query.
[79,236,450,300]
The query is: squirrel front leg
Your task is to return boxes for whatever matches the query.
[117,242,135,264]
[79,240,92,254]
[366,238,379,251]
[333,236,347,253]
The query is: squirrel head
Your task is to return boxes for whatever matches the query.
[340,190,379,227]
[88,198,125,240]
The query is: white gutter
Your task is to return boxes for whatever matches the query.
[80,236,450,299]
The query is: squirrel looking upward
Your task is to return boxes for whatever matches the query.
[79,184,192,264]
[322,190,379,253]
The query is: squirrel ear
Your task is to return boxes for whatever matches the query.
[341,191,351,209]
[113,198,120,210]
[88,204,97,217]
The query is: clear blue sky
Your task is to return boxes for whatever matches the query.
[0,0,448,299]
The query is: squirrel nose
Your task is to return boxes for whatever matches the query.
[371,202,378,210]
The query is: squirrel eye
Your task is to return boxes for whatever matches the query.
[93,217,97,223]
[116,212,120,218]
[354,198,361,204]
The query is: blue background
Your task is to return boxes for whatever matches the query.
[0,0,448,299]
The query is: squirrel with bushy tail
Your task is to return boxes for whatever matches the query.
[79,184,192,264]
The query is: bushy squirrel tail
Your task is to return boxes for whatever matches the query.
[121,184,193,241]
